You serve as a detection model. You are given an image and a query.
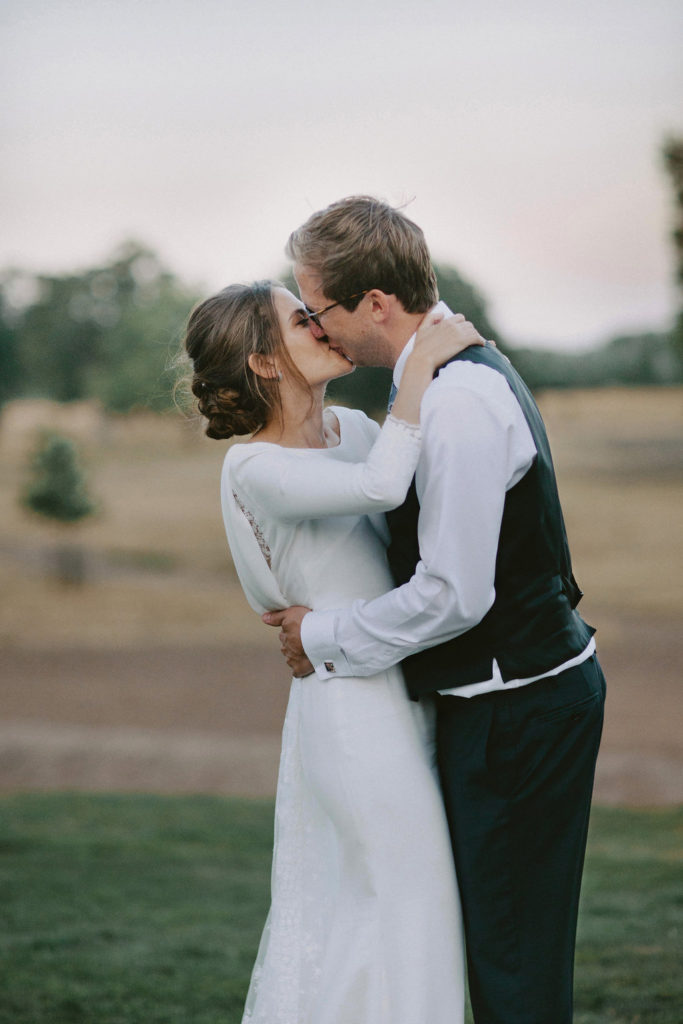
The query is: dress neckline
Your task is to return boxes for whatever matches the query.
[233,406,345,453]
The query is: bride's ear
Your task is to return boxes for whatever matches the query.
[248,353,281,380]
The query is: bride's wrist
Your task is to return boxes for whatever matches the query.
[404,350,436,378]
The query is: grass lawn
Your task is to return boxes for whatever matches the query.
[0,795,681,1024]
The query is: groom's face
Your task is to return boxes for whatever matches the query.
[294,265,389,368]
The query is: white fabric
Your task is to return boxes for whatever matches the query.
[301,315,594,693]
[221,410,420,617]
[443,636,595,697]
[222,405,465,1024]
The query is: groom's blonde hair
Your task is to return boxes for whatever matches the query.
[286,196,438,314]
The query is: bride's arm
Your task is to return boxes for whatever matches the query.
[231,314,484,523]
[231,414,420,523]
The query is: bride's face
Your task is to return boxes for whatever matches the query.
[273,288,355,386]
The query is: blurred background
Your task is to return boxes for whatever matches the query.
[1,0,682,806]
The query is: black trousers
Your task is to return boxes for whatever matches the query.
[434,654,606,1024]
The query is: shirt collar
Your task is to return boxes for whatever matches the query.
[392,300,453,388]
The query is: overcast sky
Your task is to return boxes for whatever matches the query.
[2,0,681,349]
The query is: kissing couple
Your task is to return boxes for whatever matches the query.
[184,195,606,1024]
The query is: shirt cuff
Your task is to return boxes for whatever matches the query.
[301,609,354,680]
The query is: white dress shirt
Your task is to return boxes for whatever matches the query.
[301,306,594,695]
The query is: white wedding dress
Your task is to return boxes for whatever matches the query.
[221,405,465,1024]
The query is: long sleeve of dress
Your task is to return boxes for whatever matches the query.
[229,412,422,523]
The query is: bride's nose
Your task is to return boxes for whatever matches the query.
[308,317,326,340]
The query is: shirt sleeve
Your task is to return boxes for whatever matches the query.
[301,364,537,679]
[230,412,422,523]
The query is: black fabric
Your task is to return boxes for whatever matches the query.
[386,344,594,696]
[434,655,606,1023]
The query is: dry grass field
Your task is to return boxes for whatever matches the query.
[0,387,681,803]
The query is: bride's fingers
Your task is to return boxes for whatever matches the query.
[418,309,445,333]
[439,320,484,346]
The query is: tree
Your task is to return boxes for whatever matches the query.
[0,287,21,407]
[433,263,506,354]
[662,137,683,366]
[511,329,680,392]
[2,242,198,412]
[21,432,96,584]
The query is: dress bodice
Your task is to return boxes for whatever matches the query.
[221,407,421,614]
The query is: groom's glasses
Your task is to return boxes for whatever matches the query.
[306,290,369,329]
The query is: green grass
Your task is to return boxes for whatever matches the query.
[0,796,680,1024]
[573,807,683,1024]
[0,794,272,1024]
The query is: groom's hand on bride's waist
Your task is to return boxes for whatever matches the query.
[262,606,315,678]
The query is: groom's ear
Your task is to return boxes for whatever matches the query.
[367,289,393,324]
[248,353,280,380]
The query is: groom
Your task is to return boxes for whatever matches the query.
[264,196,605,1024]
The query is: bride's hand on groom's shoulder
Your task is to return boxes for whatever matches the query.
[262,606,315,678]
[413,310,486,369]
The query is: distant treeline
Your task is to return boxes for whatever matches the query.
[0,241,680,419]
[511,331,679,392]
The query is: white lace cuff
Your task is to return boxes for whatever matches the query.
[385,413,422,441]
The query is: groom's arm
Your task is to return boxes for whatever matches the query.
[267,365,536,680]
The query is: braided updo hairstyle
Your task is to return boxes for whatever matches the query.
[184,281,303,439]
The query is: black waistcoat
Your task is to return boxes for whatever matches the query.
[385,345,595,698]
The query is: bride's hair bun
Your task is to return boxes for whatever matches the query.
[183,282,293,439]
[190,380,262,440]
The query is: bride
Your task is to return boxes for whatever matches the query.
[184,280,482,1024]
